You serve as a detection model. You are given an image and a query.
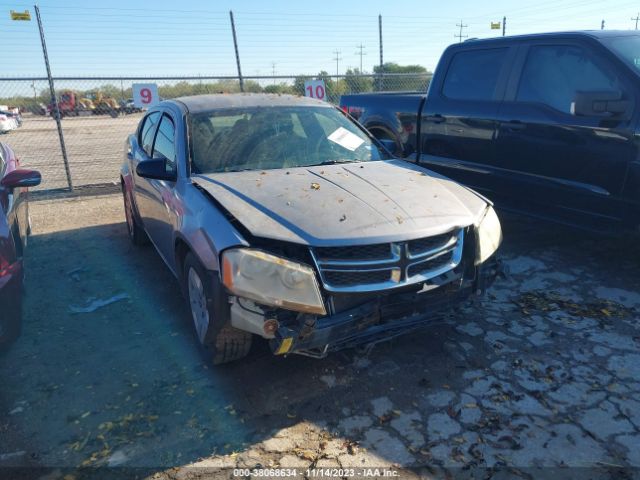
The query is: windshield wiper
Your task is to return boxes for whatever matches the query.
[311,159,361,166]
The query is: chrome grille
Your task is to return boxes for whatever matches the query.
[311,229,464,293]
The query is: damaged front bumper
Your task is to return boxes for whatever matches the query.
[268,257,500,358]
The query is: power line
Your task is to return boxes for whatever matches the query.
[455,20,468,43]
[355,43,366,72]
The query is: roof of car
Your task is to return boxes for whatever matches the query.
[460,30,640,46]
[171,93,330,113]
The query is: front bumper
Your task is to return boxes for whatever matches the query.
[270,257,500,357]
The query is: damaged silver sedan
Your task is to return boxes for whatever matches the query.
[120,94,501,364]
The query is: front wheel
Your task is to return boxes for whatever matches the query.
[183,252,252,365]
[122,184,148,246]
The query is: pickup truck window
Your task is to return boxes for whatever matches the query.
[442,48,508,101]
[516,45,620,114]
[190,106,388,174]
[602,36,640,71]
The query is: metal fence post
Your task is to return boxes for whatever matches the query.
[229,11,244,93]
[34,4,73,191]
[377,14,384,92]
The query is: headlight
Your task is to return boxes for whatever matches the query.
[475,206,502,265]
[222,248,326,315]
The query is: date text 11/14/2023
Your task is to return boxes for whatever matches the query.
[232,468,400,477]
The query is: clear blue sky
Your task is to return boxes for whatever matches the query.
[2,0,640,79]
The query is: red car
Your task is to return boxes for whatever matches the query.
[0,143,41,349]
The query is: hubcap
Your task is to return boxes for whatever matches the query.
[188,267,209,344]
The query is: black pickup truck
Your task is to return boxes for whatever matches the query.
[341,31,640,232]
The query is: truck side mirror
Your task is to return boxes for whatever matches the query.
[573,90,631,118]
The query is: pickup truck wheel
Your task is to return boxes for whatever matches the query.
[183,252,252,365]
[122,185,148,246]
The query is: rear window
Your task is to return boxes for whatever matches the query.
[442,48,508,101]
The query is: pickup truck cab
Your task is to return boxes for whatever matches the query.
[341,31,640,232]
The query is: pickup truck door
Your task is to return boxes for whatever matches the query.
[134,111,179,264]
[493,40,636,227]
[419,44,516,193]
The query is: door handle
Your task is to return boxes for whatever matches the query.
[500,121,525,131]
[425,114,446,124]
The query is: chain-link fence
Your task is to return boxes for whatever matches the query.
[0,73,431,192]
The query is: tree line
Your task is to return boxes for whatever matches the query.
[1,63,431,112]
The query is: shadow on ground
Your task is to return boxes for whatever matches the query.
[1,211,639,479]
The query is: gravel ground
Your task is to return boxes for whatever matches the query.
[1,194,640,479]
[3,113,142,191]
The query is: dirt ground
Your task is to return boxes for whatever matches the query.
[1,194,640,480]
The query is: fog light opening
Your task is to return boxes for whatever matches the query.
[263,318,279,336]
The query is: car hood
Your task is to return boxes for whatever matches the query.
[192,160,489,246]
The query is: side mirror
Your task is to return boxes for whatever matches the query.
[136,159,176,181]
[573,90,630,117]
[1,169,41,189]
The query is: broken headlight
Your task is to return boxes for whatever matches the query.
[475,205,502,265]
[221,248,326,315]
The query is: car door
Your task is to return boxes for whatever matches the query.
[419,44,516,193]
[133,111,179,263]
[494,40,636,227]
[0,145,25,256]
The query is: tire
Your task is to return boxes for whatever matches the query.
[183,252,252,365]
[121,183,148,246]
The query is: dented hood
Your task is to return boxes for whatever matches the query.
[192,160,489,246]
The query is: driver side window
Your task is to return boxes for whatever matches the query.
[152,115,176,173]
[516,45,620,114]
[139,112,161,157]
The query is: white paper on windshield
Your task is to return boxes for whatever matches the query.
[327,127,365,151]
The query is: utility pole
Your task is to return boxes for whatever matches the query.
[601,19,605,30]
[333,50,342,79]
[34,4,73,191]
[271,62,276,85]
[229,11,244,92]
[355,43,366,73]
[632,13,640,29]
[455,20,468,43]
[502,16,506,36]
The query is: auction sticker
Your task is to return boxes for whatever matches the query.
[327,127,365,151]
